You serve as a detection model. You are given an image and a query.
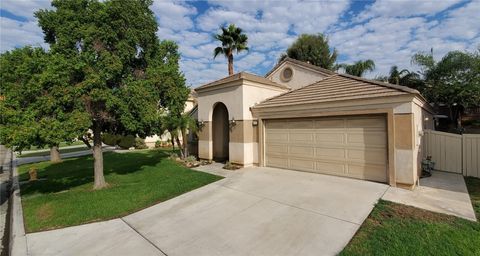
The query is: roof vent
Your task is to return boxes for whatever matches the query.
[281,67,293,82]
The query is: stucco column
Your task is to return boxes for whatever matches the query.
[229,120,259,166]
[198,121,213,160]
[394,113,416,188]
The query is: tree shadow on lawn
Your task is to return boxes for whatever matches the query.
[19,149,174,196]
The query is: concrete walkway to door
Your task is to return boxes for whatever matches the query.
[382,171,476,221]
[26,166,388,256]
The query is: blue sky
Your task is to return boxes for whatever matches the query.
[1,0,479,87]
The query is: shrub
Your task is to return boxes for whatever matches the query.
[185,155,197,163]
[155,140,162,148]
[118,135,135,149]
[168,152,179,160]
[223,161,240,170]
[102,133,120,146]
[134,138,148,149]
[183,155,199,168]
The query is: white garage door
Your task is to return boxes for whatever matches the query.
[265,115,387,182]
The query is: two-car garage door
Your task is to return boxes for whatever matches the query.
[265,115,388,182]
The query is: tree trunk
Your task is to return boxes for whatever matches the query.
[228,53,234,75]
[50,145,62,163]
[181,128,188,158]
[176,136,184,159]
[93,121,107,190]
[449,106,455,125]
[79,136,92,149]
[457,111,462,130]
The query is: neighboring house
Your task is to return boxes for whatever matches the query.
[194,57,435,189]
[144,91,198,148]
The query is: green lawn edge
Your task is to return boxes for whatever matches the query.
[19,149,222,233]
[340,177,480,256]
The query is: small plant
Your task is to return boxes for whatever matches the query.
[134,138,148,149]
[184,155,200,167]
[185,155,197,163]
[223,161,240,170]
[29,167,38,181]
[154,140,162,148]
[168,152,179,160]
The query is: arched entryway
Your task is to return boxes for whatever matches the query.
[212,102,229,161]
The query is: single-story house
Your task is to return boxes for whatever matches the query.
[194,57,435,189]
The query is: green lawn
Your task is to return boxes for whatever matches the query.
[465,177,480,219]
[19,149,222,232]
[18,145,90,158]
[340,177,480,256]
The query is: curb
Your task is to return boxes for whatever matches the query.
[9,158,28,256]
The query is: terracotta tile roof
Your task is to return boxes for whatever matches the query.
[195,72,290,92]
[264,57,336,78]
[253,74,422,109]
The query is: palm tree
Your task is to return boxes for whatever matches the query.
[388,66,416,85]
[162,113,198,159]
[388,66,403,85]
[387,65,422,89]
[338,59,375,77]
[213,24,249,75]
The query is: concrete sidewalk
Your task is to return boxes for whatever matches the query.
[25,167,388,256]
[0,146,12,256]
[16,147,115,165]
[382,171,477,221]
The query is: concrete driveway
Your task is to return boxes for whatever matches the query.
[26,166,388,256]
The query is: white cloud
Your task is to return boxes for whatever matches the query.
[327,1,479,79]
[188,0,349,86]
[356,0,463,22]
[0,17,47,52]
[1,0,478,87]
[426,0,480,40]
[151,0,197,31]
[235,52,266,71]
[1,0,51,20]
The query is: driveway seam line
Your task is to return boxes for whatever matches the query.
[120,218,168,256]
[379,186,390,200]
[220,184,362,225]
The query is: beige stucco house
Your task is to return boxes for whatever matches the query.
[194,58,434,189]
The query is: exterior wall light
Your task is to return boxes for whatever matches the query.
[197,120,205,130]
[252,120,258,126]
[229,117,236,128]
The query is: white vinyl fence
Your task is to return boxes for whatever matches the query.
[423,130,480,178]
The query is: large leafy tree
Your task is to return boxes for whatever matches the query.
[35,0,185,189]
[338,59,375,77]
[281,34,338,70]
[213,24,249,75]
[0,47,89,162]
[412,49,480,128]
